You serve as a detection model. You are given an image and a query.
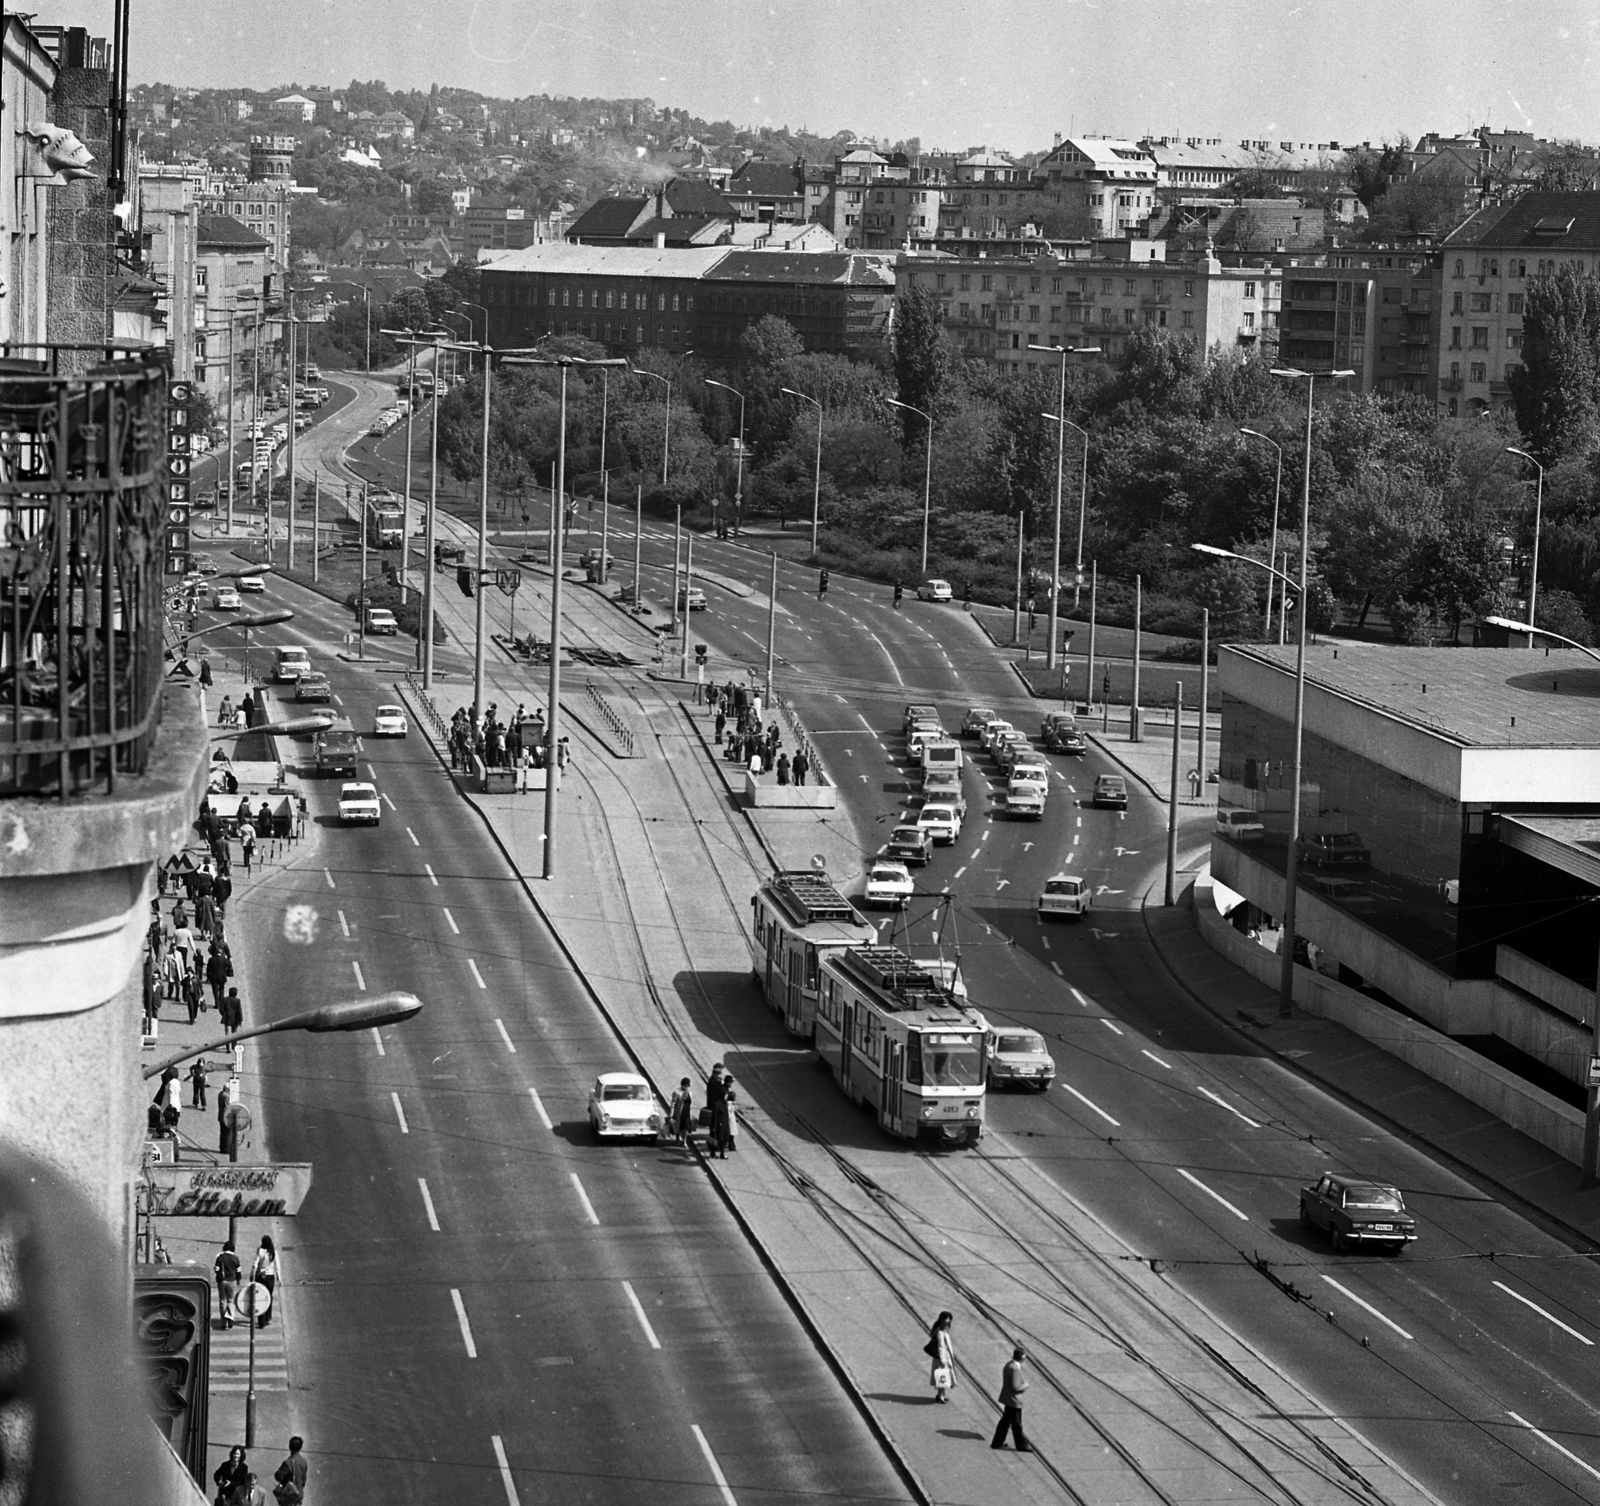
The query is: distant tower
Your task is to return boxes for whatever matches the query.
[248,135,296,183]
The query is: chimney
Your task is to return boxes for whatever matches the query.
[655,231,666,249]
[1053,132,1062,149]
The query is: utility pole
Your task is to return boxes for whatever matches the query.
[400,341,415,606]
[285,295,297,571]
[1131,574,1143,742]
[543,368,568,880]
[633,483,643,611]
[681,533,694,679]
[224,316,237,538]
[312,476,320,585]
[1198,609,1210,798]
[473,348,493,719]
[423,334,441,688]
[1165,682,1183,906]
[359,483,368,662]
[671,507,682,641]
[1012,512,1024,645]
[765,551,777,705]
[1086,560,1097,720]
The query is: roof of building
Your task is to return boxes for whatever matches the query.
[1044,137,1157,178]
[566,196,648,240]
[960,149,1017,168]
[1142,137,1331,173]
[663,177,735,217]
[839,148,889,165]
[1443,191,1600,249]
[728,159,804,198]
[482,242,736,278]
[707,250,897,287]
[196,215,270,249]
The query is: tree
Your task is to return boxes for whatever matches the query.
[1532,141,1600,193]
[1360,175,1469,242]
[1346,138,1411,210]
[1509,266,1600,462]
[1408,514,1504,642]
[891,282,952,447]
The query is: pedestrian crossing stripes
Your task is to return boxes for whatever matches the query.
[210,1327,289,1392]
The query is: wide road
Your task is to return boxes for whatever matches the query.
[202,571,911,1501]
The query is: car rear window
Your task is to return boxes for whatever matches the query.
[997,1033,1045,1054]
[1045,879,1080,895]
[1343,1186,1403,1210]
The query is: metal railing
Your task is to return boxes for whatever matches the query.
[585,680,636,757]
[403,669,448,737]
[773,691,823,785]
[1,351,170,797]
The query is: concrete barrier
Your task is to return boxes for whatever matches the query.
[743,772,836,809]
[1194,877,1585,1164]
[473,756,518,795]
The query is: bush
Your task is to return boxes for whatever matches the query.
[342,578,448,643]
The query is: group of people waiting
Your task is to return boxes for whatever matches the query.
[449,702,570,780]
[665,1061,739,1157]
[711,685,810,785]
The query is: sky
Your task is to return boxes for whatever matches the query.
[37,0,1600,156]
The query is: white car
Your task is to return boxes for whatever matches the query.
[864,861,914,909]
[212,586,241,611]
[1038,873,1091,919]
[988,1029,1056,1091]
[921,772,967,821]
[916,803,961,844]
[906,722,947,757]
[237,574,266,593]
[588,1073,665,1141]
[978,718,1014,751]
[1216,809,1266,844]
[1008,766,1050,800]
[337,782,381,825]
[917,579,953,602]
[373,704,408,738]
[1004,786,1045,820]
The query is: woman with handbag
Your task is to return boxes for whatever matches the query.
[925,1310,956,1402]
[213,1444,250,1504]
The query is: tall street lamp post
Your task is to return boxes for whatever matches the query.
[1039,409,1090,672]
[1239,427,1285,640]
[1029,343,1101,620]
[388,328,452,686]
[885,396,934,575]
[781,386,824,555]
[1505,446,1545,647]
[705,378,746,535]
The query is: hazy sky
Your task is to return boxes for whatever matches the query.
[38,0,1600,155]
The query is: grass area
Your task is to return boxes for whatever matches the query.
[270,521,447,643]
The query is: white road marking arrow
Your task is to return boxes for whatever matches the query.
[1022,841,1035,851]
[996,879,1010,891]
[1114,846,1141,857]
[1096,885,1125,895]
[1090,927,1120,940]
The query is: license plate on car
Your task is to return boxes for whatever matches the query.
[1369,1224,1393,1231]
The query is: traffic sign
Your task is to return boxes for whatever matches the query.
[496,569,522,596]
[233,1281,272,1322]
[1589,1056,1600,1088]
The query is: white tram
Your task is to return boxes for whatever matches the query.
[815,946,990,1147]
[751,869,879,1037]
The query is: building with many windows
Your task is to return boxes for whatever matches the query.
[1034,137,1158,236]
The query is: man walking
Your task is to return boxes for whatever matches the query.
[214,1240,242,1330]
[207,946,229,1012]
[273,1437,308,1504]
[990,1346,1031,1451]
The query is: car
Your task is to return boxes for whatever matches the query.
[373,704,408,738]
[588,1072,665,1141]
[1298,1174,1417,1253]
[299,707,338,731]
[273,647,311,682]
[1041,710,1077,740]
[1037,872,1091,919]
[864,861,915,909]
[1304,873,1376,910]
[236,573,266,593]
[366,608,399,635]
[677,586,708,611]
[916,579,953,602]
[1216,809,1266,845]
[962,706,997,738]
[295,673,333,703]
[906,721,947,758]
[994,734,1032,774]
[1009,766,1050,800]
[315,729,359,778]
[212,586,241,611]
[579,547,613,569]
[978,718,1014,751]
[902,702,939,734]
[921,771,967,821]
[1092,774,1128,809]
[1004,786,1045,820]
[886,824,932,866]
[337,782,381,825]
[916,803,961,844]
[1046,722,1088,755]
[193,489,217,510]
[988,1029,1056,1091]
[921,738,962,775]
[1298,831,1372,868]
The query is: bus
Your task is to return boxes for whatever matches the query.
[815,946,990,1147]
[750,869,877,1037]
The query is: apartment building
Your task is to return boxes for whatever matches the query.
[193,214,271,405]
[1035,137,1158,235]
[724,157,807,225]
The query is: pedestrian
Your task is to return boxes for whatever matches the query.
[253,1235,279,1327]
[171,895,190,930]
[705,1061,727,1153]
[189,1058,209,1108]
[195,889,217,941]
[925,1311,956,1402]
[199,656,214,688]
[793,750,809,787]
[207,947,229,1011]
[747,747,763,779]
[714,708,726,745]
[184,967,202,1025]
[214,868,233,923]
[213,1445,250,1504]
[214,1240,242,1329]
[273,1438,308,1505]
[557,735,571,771]
[156,1068,182,1136]
[240,1472,267,1506]
[217,1079,233,1153]
[222,986,243,1032]
[668,1078,694,1145]
[990,1346,1032,1451]
[776,752,791,786]
[219,694,233,728]
[255,804,272,842]
[720,1075,738,1155]
[240,822,255,872]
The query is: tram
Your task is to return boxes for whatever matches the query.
[751,869,878,1037]
[815,946,990,1147]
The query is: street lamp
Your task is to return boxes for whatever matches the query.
[780,386,824,555]
[1270,365,1354,1020]
[1239,427,1285,641]
[165,608,293,657]
[633,354,693,489]
[705,378,746,533]
[462,302,489,369]
[1039,410,1090,672]
[359,286,372,373]
[1505,446,1546,647]
[885,396,934,575]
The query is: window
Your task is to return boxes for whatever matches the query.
[636,325,644,344]
[1158,309,1167,326]
[1102,278,1113,294]
[658,326,665,344]
[672,292,680,312]
[1123,308,1136,324]
[959,273,971,291]
[1051,277,1063,294]
[936,273,947,290]
[1514,260,1527,278]
[980,303,991,321]
[1449,325,1461,349]
[1125,279,1136,295]
[1472,327,1489,349]
[1469,292,1492,313]
[980,274,993,292]
[1006,276,1017,292]
[686,295,694,312]
[560,288,570,307]
[1101,307,1115,324]
[1153,280,1164,296]
[1507,330,1523,350]
[1182,310,1193,328]
[959,303,970,319]
[1448,397,1458,417]
[1243,311,1255,329]
[1451,293,1463,314]
[548,289,556,306]
[1029,276,1040,293]
[1470,362,1487,382]
[1028,305,1040,322]
[1450,361,1460,380]
[1244,281,1256,298]
[657,293,666,312]
[1049,305,1060,323]
[1184,279,1194,298]
[1453,258,1464,278]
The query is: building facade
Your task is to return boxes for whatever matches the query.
[1035,137,1158,236]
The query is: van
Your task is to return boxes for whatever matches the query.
[921,739,963,775]
[314,729,359,778]
[273,646,311,683]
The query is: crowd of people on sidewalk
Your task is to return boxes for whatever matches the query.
[709,682,810,785]
[664,1061,739,1157]
[448,701,569,786]
[212,1434,308,1506]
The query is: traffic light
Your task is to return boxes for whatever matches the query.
[457,566,474,597]
[694,643,707,665]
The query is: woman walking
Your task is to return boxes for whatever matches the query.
[252,1235,279,1328]
[926,1310,956,1402]
[668,1078,694,1146]
[213,1444,250,1505]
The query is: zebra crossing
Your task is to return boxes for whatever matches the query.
[211,1323,288,1394]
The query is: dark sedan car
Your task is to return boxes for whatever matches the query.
[1046,723,1087,755]
[1299,1174,1417,1253]
[294,673,333,704]
[885,823,932,867]
[1297,831,1372,868]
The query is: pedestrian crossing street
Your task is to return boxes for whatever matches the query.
[211,1324,288,1393]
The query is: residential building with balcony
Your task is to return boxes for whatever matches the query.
[1034,136,1157,236]
[724,157,807,225]
[193,214,270,406]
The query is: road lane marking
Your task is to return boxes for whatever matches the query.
[352,960,366,991]
[622,1280,663,1350]
[569,1172,600,1225]
[1321,1276,1413,1340]
[332,693,343,705]
[324,867,335,889]
[418,1178,439,1231]
[1101,1019,1124,1036]
[1176,1167,1248,1221]
[391,1093,409,1133]
[468,959,488,990]
[365,761,377,778]
[406,826,419,846]
[1142,1049,1172,1070]
[691,1426,739,1506]
[981,829,990,841]
[1508,1412,1600,1483]
[443,907,460,934]
[954,865,967,880]
[382,793,397,812]
[1051,961,1063,976]
[495,1018,517,1053]
[1198,1086,1262,1128]
[1070,987,1091,1008]
[1040,936,1050,950]
[451,1289,478,1357]
[529,1088,553,1130]
[371,1027,385,1056]
[969,847,981,861]
[1494,1281,1595,1344]
[1072,833,1080,845]
[338,910,349,938]
[425,863,438,886]
[1063,1083,1120,1127]
[491,1436,521,1506]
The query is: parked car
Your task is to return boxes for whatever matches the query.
[962,705,997,738]
[886,824,932,867]
[916,802,961,844]
[1216,809,1266,845]
[1298,832,1372,868]
[864,861,915,909]
[987,1030,1056,1091]
[588,1073,665,1141]
[1092,774,1128,809]
[1045,722,1087,755]
[1037,872,1091,919]
[373,704,408,738]
[337,781,381,826]
[1298,1174,1417,1253]
[916,579,953,602]
[295,673,333,704]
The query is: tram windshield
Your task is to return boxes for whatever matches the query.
[908,1033,984,1087]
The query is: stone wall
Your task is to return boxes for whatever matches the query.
[46,64,114,356]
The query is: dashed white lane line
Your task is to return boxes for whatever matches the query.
[332,693,343,706]
[622,1280,663,1350]
[1198,1086,1262,1128]
[371,1027,385,1056]
[1051,961,1063,976]
[1508,1411,1600,1483]
[451,1288,478,1358]
[443,907,460,935]
[981,828,990,841]
[969,847,982,861]
[1177,1167,1249,1221]
[528,1088,553,1131]
[1063,1083,1120,1127]
[1101,1019,1124,1036]
[366,762,377,779]
[425,863,438,886]
[338,909,350,938]
[1070,986,1091,1008]
[1321,1276,1413,1341]
[324,867,336,889]
[491,1436,521,1506]
[406,826,420,846]
[382,792,398,812]
[691,1426,740,1506]
[569,1171,600,1225]
[954,865,968,880]
[495,1018,517,1053]
[468,959,487,989]
[1072,833,1080,845]
[1494,1281,1595,1345]
[418,1177,440,1231]
[1040,935,1051,950]
[1142,1049,1172,1070]
[391,1092,409,1134]
[351,960,366,991]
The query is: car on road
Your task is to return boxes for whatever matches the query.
[1304,873,1376,910]
[1216,809,1266,845]
[864,861,915,909]
[916,803,961,845]
[237,573,266,593]
[212,585,241,611]
[1298,1174,1416,1253]
[1037,872,1091,919]
[1297,831,1372,868]
[273,646,311,682]
[315,729,359,778]
[588,1073,665,1141]
[922,769,967,820]
[373,704,408,738]
[299,707,338,731]
[366,608,399,635]
[1004,786,1045,820]
[902,702,939,734]
[978,718,1014,751]
[906,721,947,758]
[337,782,381,825]
[1092,774,1128,809]
[916,579,953,602]
[994,733,1032,774]
[962,705,997,738]
[295,673,332,704]
[1009,766,1050,801]
[677,586,708,611]
[1041,710,1078,740]
[886,824,932,866]
[1045,722,1088,755]
[988,1029,1056,1090]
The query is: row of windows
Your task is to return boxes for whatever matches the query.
[553,286,690,313]
[923,271,1270,299]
